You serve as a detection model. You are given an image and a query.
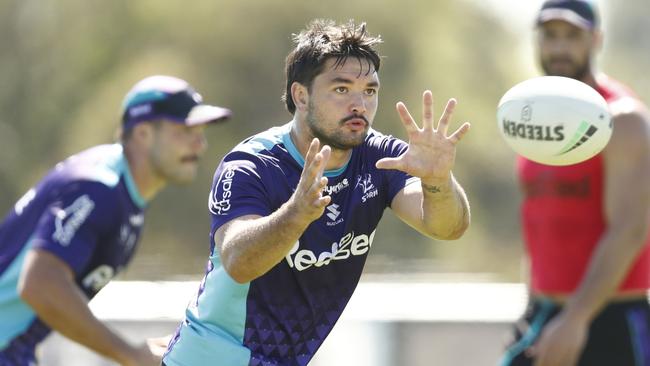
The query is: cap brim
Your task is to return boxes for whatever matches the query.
[537,9,593,30]
[185,104,232,125]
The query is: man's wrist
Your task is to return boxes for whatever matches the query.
[420,174,452,194]
[421,182,443,194]
[562,299,598,325]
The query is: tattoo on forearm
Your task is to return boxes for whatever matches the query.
[422,184,441,194]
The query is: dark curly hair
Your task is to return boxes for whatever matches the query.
[282,19,382,114]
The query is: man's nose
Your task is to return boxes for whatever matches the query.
[350,93,367,115]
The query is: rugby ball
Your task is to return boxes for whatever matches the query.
[497,76,612,166]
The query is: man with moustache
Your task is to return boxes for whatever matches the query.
[0,75,231,366]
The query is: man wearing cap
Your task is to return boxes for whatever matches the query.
[500,1,650,365]
[0,75,231,366]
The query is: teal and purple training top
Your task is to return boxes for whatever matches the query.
[164,122,418,366]
[0,144,146,365]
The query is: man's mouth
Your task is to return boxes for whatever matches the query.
[342,116,368,130]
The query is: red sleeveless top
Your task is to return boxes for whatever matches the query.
[517,75,650,294]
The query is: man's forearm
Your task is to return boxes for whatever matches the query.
[19,251,139,365]
[420,173,470,240]
[34,286,136,364]
[218,200,316,283]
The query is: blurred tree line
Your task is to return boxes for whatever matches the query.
[1,0,648,281]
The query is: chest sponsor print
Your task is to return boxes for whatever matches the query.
[285,230,376,271]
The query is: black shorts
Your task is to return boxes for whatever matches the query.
[500,297,650,366]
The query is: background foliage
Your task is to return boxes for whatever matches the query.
[1,0,648,281]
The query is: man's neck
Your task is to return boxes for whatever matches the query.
[289,118,352,171]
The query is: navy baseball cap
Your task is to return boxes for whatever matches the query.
[121,75,232,130]
[536,0,599,30]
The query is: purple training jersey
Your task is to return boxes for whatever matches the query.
[164,123,418,366]
[0,144,146,365]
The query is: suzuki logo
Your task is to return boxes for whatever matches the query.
[326,203,341,221]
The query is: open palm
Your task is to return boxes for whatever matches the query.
[376,90,470,182]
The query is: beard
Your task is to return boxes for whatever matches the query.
[541,56,591,81]
[306,100,368,150]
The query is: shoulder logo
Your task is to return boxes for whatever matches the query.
[52,195,95,246]
[355,174,374,193]
[355,174,379,203]
[15,188,36,215]
[209,166,235,215]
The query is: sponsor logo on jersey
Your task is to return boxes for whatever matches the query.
[285,230,376,271]
[14,188,36,215]
[209,166,235,215]
[323,178,349,195]
[356,174,379,203]
[52,195,95,246]
[129,213,144,227]
[119,224,138,252]
[325,203,344,226]
[82,265,115,292]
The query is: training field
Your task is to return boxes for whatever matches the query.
[40,281,528,365]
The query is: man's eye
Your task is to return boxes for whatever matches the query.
[365,89,377,96]
[335,87,348,93]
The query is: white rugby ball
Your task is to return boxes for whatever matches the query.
[497,76,612,166]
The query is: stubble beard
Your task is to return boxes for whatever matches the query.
[306,100,368,150]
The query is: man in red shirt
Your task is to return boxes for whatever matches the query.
[500,1,650,365]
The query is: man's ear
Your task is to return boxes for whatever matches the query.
[291,82,309,112]
[131,122,155,144]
